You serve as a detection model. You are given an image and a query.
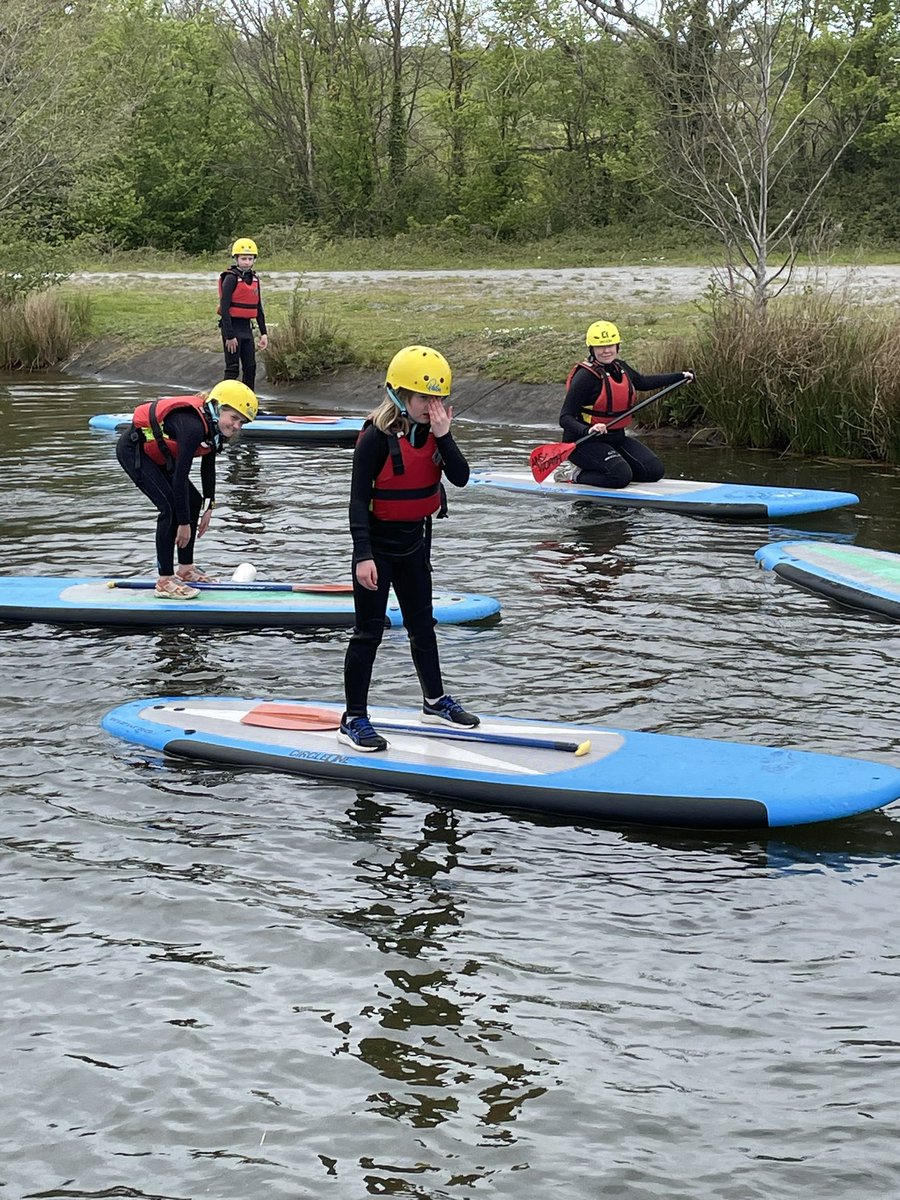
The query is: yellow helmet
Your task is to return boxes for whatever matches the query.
[585,320,621,347]
[231,238,258,257]
[208,380,258,422]
[385,345,451,397]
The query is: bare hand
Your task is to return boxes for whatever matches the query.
[258,334,268,350]
[225,337,238,352]
[428,398,452,437]
[588,422,608,435]
[198,510,212,539]
[175,523,192,549]
[356,560,378,591]
[683,371,695,382]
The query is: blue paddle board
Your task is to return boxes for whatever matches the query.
[756,541,900,620]
[89,412,364,444]
[0,576,500,629]
[470,469,859,519]
[100,696,900,829]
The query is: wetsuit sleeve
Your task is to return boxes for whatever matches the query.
[348,425,389,563]
[200,452,216,505]
[219,272,237,339]
[165,411,208,525]
[621,361,686,392]
[256,280,267,336]
[559,366,598,440]
[435,432,469,487]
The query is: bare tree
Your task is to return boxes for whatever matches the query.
[575,0,866,307]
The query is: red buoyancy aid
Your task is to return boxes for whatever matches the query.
[217,267,260,320]
[132,395,215,468]
[565,360,635,429]
[370,432,443,521]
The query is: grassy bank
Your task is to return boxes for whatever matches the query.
[62,273,699,385]
[19,238,900,464]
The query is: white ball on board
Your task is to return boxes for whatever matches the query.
[232,562,258,583]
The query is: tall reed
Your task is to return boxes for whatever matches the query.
[653,292,900,462]
[0,293,91,369]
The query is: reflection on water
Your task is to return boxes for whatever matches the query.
[2,371,900,1198]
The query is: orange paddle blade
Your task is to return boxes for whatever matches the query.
[530,440,576,483]
[294,583,353,594]
[241,703,342,730]
[285,415,341,424]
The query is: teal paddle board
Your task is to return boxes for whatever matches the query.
[756,541,900,620]
[0,576,500,629]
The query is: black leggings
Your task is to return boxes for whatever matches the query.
[116,432,202,576]
[222,334,257,391]
[571,431,663,489]
[343,540,442,717]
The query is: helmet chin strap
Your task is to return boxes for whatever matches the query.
[204,399,224,450]
[386,384,408,417]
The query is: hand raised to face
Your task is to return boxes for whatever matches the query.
[427,397,452,437]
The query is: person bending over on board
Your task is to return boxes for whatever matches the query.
[116,380,258,599]
[217,237,268,391]
[339,345,479,752]
[556,320,694,488]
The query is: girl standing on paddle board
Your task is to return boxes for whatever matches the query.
[115,380,258,599]
[558,321,693,488]
[340,345,479,752]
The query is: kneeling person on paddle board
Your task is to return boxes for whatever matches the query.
[340,345,479,752]
[115,380,258,599]
[558,320,693,488]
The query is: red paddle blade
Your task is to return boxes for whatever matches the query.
[285,415,341,424]
[530,440,575,483]
[241,703,342,730]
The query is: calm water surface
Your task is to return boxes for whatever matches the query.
[2,373,899,1199]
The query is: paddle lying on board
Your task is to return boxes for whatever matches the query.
[241,703,591,756]
[107,579,353,595]
[256,414,343,424]
[529,376,690,483]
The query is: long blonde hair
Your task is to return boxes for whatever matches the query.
[369,388,412,436]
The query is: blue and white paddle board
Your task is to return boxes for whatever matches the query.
[0,576,500,630]
[100,696,900,829]
[471,469,859,519]
[89,412,364,444]
[756,541,900,620]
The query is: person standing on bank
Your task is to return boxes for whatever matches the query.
[217,238,268,391]
[557,320,694,488]
[339,345,479,752]
[116,380,258,599]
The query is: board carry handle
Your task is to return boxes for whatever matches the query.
[241,703,591,756]
[107,579,353,595]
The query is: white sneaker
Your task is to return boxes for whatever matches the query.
[553,463,581,483]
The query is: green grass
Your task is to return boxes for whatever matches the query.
[67,275,699,385]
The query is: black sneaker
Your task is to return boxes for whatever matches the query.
[337,714,388,752]
[422,694,480,728]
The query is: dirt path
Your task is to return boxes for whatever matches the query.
[71,264,900,303]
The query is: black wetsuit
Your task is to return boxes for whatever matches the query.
[219,268,267,390]
[560,359,683,488]
[116,409,217,576]
[343,421,470,717]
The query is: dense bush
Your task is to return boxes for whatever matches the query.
[652,292,900,462]
[263,288,354,383]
